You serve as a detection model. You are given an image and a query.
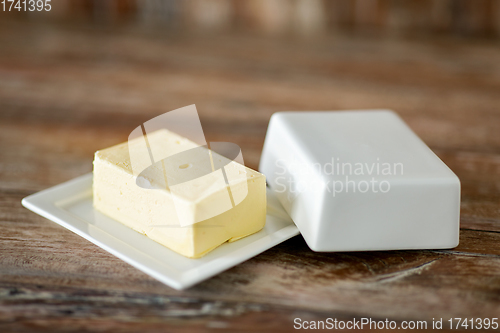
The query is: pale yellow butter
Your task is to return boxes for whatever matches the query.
[93,130,266,258]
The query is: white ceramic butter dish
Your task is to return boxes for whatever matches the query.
[22,174,299,289]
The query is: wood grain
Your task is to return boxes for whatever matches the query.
[0,18,499,332]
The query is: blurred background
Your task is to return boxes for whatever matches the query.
[3,0,500,38]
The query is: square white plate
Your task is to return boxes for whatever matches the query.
[22,173,299,290]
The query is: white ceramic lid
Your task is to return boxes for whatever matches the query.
[259,110,460,252]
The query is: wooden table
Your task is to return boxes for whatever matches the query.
[1,19,499,332]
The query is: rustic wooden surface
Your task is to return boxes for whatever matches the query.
[1,18,500,332]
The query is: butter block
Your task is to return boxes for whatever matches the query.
[93,129,266,258]
[259,110,460,252]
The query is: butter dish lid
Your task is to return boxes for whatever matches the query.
[259,110,460,252]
